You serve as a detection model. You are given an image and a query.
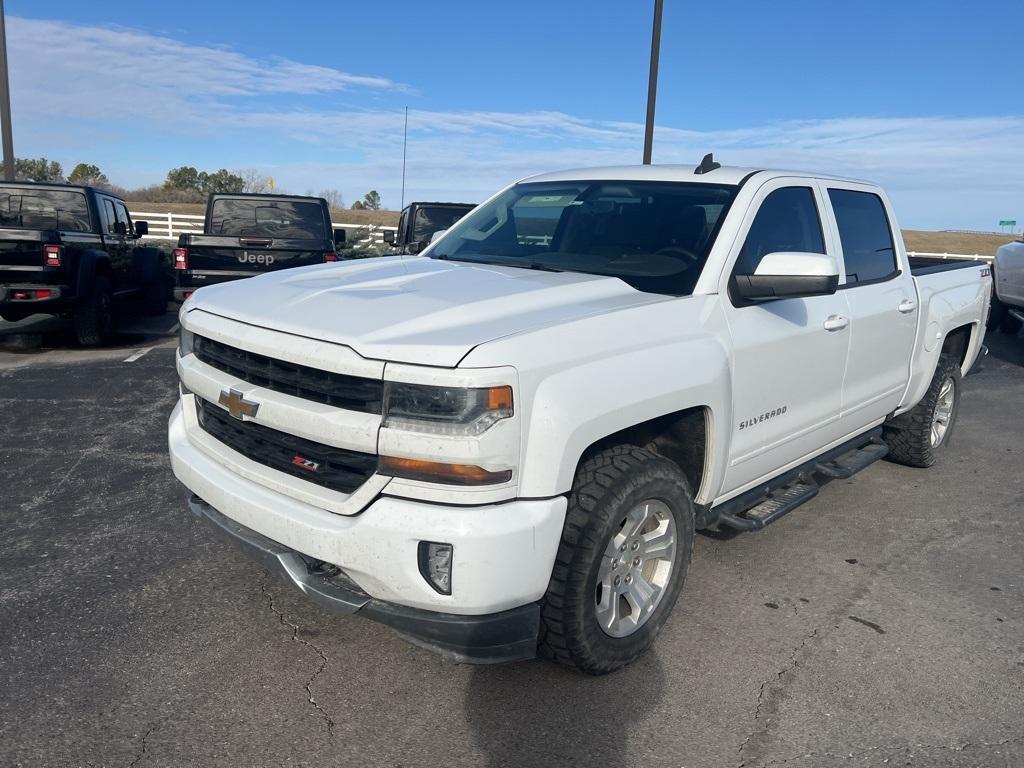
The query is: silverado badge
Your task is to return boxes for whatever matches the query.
[218,388,259,420]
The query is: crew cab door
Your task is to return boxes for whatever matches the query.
[821,184,917,429]
[99,196,132,291]
[719,181,851,497]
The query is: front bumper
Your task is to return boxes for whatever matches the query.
[168,401,567,658]
[189,494,541,663]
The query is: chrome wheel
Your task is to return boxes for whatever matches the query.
[595,499,677,638]
[931,376,956,447]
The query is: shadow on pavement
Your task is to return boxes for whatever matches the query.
[465,652,665,767]
[984,328,1023,368]
[0,309,179,353]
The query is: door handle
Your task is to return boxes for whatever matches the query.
[897,299,918,314]
[823,315,849,332]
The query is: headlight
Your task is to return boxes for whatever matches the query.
[179,327,195,357]
[382,382,513,436]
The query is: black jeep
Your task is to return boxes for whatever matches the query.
[0,182,167,345]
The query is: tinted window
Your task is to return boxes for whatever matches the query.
[735,187,825,275]
[209,198,327,239]
[412,206,471,242]
[0,187,91,232]
[828,189,897,284]
[114,201,131,233]
[103,199,118,234]
[431,181,737,296]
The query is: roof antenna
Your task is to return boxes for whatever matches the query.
[694,153,721,175]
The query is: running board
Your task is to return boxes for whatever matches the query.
[712,429,889,532]
[815,440,889,479]
[716,477,819,531]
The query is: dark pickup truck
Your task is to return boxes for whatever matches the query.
[383,201,475,254]
[173,193,346,301]
[0,182,166,345]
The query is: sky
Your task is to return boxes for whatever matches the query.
[5,0,1023,230]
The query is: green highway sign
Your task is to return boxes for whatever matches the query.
[999,220,1017,227]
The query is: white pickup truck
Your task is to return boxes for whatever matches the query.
[169,160,990,673]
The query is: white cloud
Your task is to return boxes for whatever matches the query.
[7,15,1022,231]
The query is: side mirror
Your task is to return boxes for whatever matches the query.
[382,229,396,245]
[429,229,448,244]
[114,221,128,236]
[734,252,840,301]
[333,228,346,246]
[134,220,149,237]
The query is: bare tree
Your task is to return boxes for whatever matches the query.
[238,168,270,194]
[319,189,343,209]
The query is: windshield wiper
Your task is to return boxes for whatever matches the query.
[430,254,563,272]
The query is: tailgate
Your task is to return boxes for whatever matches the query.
[184,235,330,281]
[0,228,49,281]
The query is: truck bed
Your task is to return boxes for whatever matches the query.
[908,256,987,276]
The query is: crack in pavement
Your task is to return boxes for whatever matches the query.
[738,627,820,767]
[127,724,157,768]
[260,579,335,734]
[755,733,1024,766]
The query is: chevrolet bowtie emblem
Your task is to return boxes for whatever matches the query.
[219,388,259,420]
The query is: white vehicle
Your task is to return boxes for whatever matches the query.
[169,159,990,673]
[991,239,1024,334]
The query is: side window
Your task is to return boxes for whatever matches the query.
[102,199,118,234]
[114,201,131,234]
[735,187,825,275]
[828,189,897,284]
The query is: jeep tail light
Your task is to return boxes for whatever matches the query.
[323,251,338,262]
[173,247,189,270]
[43,244,63,267]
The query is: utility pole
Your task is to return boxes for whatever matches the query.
[642,0,663,165]
[399,106,408,212]
[0,0,15,180]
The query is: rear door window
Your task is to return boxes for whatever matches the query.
[735,186,825,275]
[102,199,118,234]
[827,189,898,284]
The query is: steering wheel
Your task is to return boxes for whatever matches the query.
[654,246,700,268]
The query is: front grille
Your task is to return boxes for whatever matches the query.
[194,335,383,413]
[196,397,377,494]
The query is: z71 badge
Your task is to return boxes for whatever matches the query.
[739,406,788,430]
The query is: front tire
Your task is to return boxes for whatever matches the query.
[538,445,694,674]
[884,354,962,468]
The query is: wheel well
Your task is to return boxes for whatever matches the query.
[942,324,973,368]
[580,406,708,499]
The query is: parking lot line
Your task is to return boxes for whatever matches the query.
[123,348,153,363]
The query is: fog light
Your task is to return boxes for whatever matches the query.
[418,541,453,595]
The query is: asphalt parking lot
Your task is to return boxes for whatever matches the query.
[1,320,1022,768]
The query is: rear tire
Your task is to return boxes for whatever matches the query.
[884,354,962,468]
[73,274,114,347]
[538,445,694,674]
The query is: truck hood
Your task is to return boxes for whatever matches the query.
[186,255,667,367]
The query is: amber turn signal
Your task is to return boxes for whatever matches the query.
[378,455,512,486]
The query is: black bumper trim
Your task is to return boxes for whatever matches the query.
[187,494,540,664]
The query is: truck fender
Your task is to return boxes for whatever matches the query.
[75,250,113,301]
[516,338,732,506]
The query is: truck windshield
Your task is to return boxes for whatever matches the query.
[413,206,472,243]
[429,181,737,295]
[209,199,326,239]
[0,187,92,232]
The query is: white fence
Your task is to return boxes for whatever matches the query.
[128,210,398,245]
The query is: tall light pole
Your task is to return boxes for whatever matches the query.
[642,0,663,165]
[0,0,14,180]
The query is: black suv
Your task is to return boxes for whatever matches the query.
[0,182,167,345]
